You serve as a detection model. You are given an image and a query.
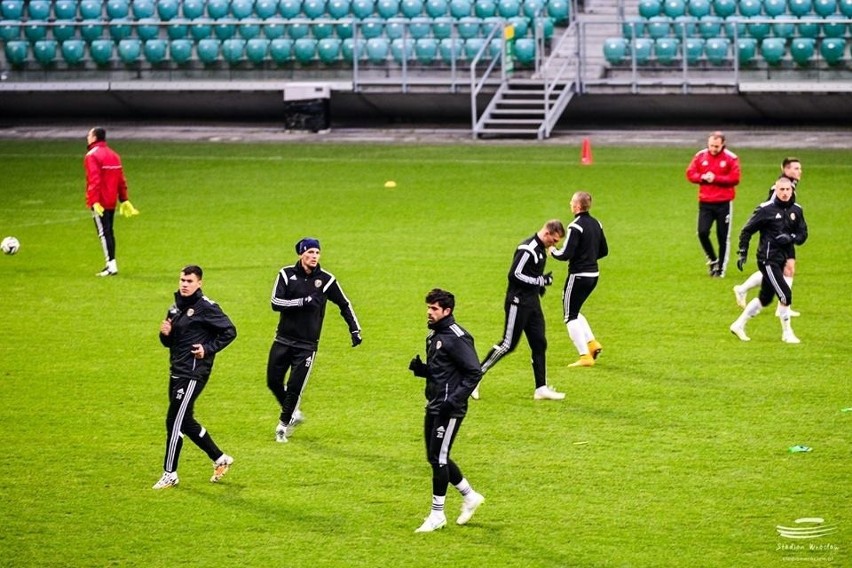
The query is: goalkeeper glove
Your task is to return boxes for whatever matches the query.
[736,252,747,272]
[119,200,139,217]
[540,272,553,287]
[92,202,105,217]
[409,355,428,378]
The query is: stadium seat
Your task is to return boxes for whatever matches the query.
[762,0,786,16]
[684,36,704,62]
[106,0,130,18]
[458,16,480,38]
[197,37,221,62]
[638,0,662,17]
[622,17,645,39]
[137,18,160,41]
[360,17,383,37]
[497,0,520,17]
[603,36,627,64]
[231,0,253,17]
[697,15,722,37]
[451,0,472,16]
[821,14,847,36]
[334,21,352,37]
[27,0,51,19]
[269,37,293,62]
[630,37,653,63]
[512,36,533,63]
[302,0,325,17]
[364,36,388,61]
[424,0,447,15]
[819,37,845,64]
[316,37,340,62]
[372,0,395,15]
[390,37,413,61]
[169,37,193,62]
[109,18,133,41]
[746,17,771,39]
[263,20,285,38]
[704,35,728,63]
[350,0,375,16]
[288,21,310,38]
[256,0,279,17]
[438,36,462,61]
[222,37,245,62]
[547,0,568,20]
[53,20,77,41]
[712,0,736,16]
[143,37,167,62]
[191,17,214,39]
[789,36,815,64]
[4,39,27,65]
[723,16,745,38]
[654,36,679,63]
[384,20,403,38]
[156,0,180,19]
[796,17,819,37]
[738,0,761,16]
[23,20,48,42]
[239,20,261,38]
[647,15,671,38]
[772,19,795,38]
[341,36,366,60]
[475,0,497,17]
[183,0,205,18]
[326,0,350,15]
[813,0,838,14]
[760,36,785,64]
[208,0,230,18]
[118,37,142,62]
[788,0,812,15]
[508,15,527,36]
[662,0,686,17]
[62,38,86,63]
[245,36,268,62]
[54,0,78,19]
[736,36,756,63]
[278,0,300,16]
[535,15,553,38]
[131,0,156,18]
[0,20,19,42]
[688,0,712,17]
[480,14,501,34]
[312,21,334,38]
[840,0,852,15]
[293,36,316,63]
[521,0,543,17]
[464,36,484,57]
[89,39,113,65]
[33,39,58,65]
[400,0,424,16]
[1,0,24,19]
[672,15,697,37]
[80,19,105,42]
[409,18,431,37]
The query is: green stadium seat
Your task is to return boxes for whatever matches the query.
[763,0,786,16]
[293,36,316,63]
[654,36,679,63]
[451,0,473,16]
[796,17,819,37]
[24,21,48,42]
[117,37,142,62]
[746,17,771,39]
[169,37,193,61]
[772,20,795,37]
[207,0,231,18]
[0,20,19,42]
[736,36,756,63]
[622,17,645,39]
[475,0,497,17]
[788,0,812,15]
[723,16,745,38]
[317,37,340,62]
[712,0,736,16]
[789,36,815,64]
[688,0,712,17]
[547,0,568,20]
[410,36,437,61]
[143,37,167,61]
[409,18,431,38]
[137,18,160,40]
[256,0,279,17]
[54,0,78,19]
[391,37,414,61]
[647,15,671,38]
[684,36,704,62]
[821,14,847,36]
[80,19,104,42]
[401,0,423,16]
[106,0,130,18]
[245,37,268,62]
[341,36,366,59]
[438,36,462,61]
[4,39,27,65]
[638,0,662,18]
[27,0,51,19]
[697,15,721,37]
[760,36,785,64]
[263,21,285,38]
[302,0,325,17]
[327,0,351,15]
[360,17,383,37]
[231,0,253,17]
[109,18,133,41]
[704,35,728,63]
[33,39,58,65]
[458,16,480,38]
[464,36,484,57]
[334,21,352,37]
[53,20,76,41]
[269,37,293,62]
[365,36,388,61]
[840,0,852,15]
[513,36,533,63]
[62,38,86,63]
[197,37,221,62]
[425,0,447,15]
[287,21,309,38]
[819,36,845,64]
[630,37,653,63]
[131,0,156,18]
[1,0,24,19]
[239,21,261,38]
[672,15,697,37]
[509,15,527,36]
[278,0,300,15]
[222,37,245,62]
[157,0,181,19]
[385,20,403,38]
[521,0,543,18]
[738,0,761,16]
[311,21,333,38]
[603,36,627,64]
[497,0,520,17]
[814,0,837,13]
[662,0,686,17]
[350,0,375,17]
[89,39,113,65]
[191,17,214,39]
[183,0,205,17]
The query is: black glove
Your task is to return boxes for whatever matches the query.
[539,286,546,297]
[409,355,428,377]
[736,252,747,272]
[775,233,794,245]
[351,331,362,347]
[540,271,553,287]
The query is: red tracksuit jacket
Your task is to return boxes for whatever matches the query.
[686,147,741,203]
[85,141,128,209]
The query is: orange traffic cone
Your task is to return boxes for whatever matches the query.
[580,138,593,165]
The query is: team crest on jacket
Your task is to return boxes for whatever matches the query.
[720,160,727,167]
[790,212,797,220]
[436,340,442,350]
[314,279,322,288]
[187,309,194,317]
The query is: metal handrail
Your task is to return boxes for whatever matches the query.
[470,21,507,139]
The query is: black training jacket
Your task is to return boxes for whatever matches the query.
[551,211,609,275]
[506,233,549,304]
[423,315,482,418]
[738,198,807,267]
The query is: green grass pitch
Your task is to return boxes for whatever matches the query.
[0,139,848,567]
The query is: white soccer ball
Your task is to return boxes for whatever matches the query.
[1,236,20,255]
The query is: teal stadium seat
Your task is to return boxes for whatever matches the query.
[409,18,431,38]
[814,0,837,14]
[513,36,534,63]
[401,0,424,16]
[475,0,497,17]
[53,20,77,41]
[497,0,520,17]
[796,17,819,37]
[80,20,104,42]
[431,16,451,37]
[312,22,334,38]
[131,0,156,18]
[0,20,19,42]
[841,0,852,14]
[328,0,351,15]
[350,0,374,17]
[90,39,113,65]
[293,37,316,63]
[746,16,771,39]
[772,19,795,37]
[239,20,261,39]
[451,0,473,16]
[62,38,86,63]
[106,0,130,18]
[4,39,27,65]
[191,17,214,39]
[509,15,527,36]
[269,37,293,62]
[438,36,462,61]
[723,16,745,38]
[245,37,269,62]
[256,0,279,17]
[789,36,815,64]
[698,15,722,37]
[631,37,654,63]
[278,0,300,15]
[1,0,24,19]
[738,0,761,16]
[480,14,501,34]
[391,37,414,62]
[54,0,78,19]
[704,35,728,63]
[663,0,686,17]
[521,0,543,18]
[137,17,160,40]
[28,0,51,19]
[819,37,845,64]
[183,0,205,17]
[622,17,645,39]
[647,16,671,38]
[458,16,480,38]
[712,0,736,16]
[788,0,812,16]
[341,37,366,60]
[33,39,58,65]
[365,36,388,62]
[760,36,785,64]
[673,15,697,37]
[117,37,142,62]
[425,0,447,16]
[222,37,245,62]
[684,36,704,62]
[385,21,403,38]
[24,20,48,42]
[654,36,679,63]
[360,17,383,37]
[603,36,627,64]
[143,37,167,61]
[335,21,352,37]
[287,21,310,38]
[207,0,231,18]
[536,15,554,38]
[109,18,133,40]
[231,0,254,17]
[157,0,181,19]
[638,0,661,18]
[763,0,786,16]
[736,36,756,63]
[464,36,485,57]
[317,37,340,62]
[264,21,285,39]
[169,37,193,61]
[302,0,325,18]
[688,0,712,17]
[376,0,399,16]
[547,0,568,20]
[197,37,221,62]
[821,14,847,37]
[414,36,438,61]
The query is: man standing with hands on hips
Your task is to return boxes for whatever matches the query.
[686,131,740,278]
[84,127,139,277]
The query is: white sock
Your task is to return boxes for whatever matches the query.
[107,259,117,272]
[430,495,446,515]
[784,276,793,289]
[455,478,473,498]
[576,313,595,343]
[567,320,589,355]
[742,271,762,291]
[736,298,763,327]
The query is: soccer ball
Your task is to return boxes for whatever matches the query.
[1,236,20,255]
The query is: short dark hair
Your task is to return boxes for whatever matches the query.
[544,219,566,237]
[425,288,454,311]
[782,157,800,169]
[181,265,203,279]
[91,127,106,141]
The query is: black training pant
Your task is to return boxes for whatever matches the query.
[266,341,316,425]
[758,262,792,308]
[423,412,465,497]
[481,298,547,389]
[93,208,116,263]
[163,375,223,473]
[697,201,732,272]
